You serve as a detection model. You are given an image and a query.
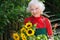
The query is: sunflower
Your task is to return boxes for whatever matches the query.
[21,33,27,40]
[20,27,26,33]
[25,22,32,28]
[26,29,35,36]
[12,32,19,40]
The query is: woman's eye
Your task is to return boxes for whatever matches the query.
[36,8,38,9]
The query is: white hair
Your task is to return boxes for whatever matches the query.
[27,0,45,12]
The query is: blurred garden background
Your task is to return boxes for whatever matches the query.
[0,0,60,40]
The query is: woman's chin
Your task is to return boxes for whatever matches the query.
[33,15,40,17]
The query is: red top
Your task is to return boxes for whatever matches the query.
[24,16,53,36]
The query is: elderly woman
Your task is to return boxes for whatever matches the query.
[24,0,53,40]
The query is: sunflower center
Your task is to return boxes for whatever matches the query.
[15,36,18,38]
[27,25,30,27]
[28,30,32,34]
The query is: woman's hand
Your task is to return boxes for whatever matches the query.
[48,35,54,40]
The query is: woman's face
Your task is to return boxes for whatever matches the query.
[30,4,42,17]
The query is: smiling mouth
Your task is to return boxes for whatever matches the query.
[33,13,37,15]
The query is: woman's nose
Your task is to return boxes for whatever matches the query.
[33,10,36,13]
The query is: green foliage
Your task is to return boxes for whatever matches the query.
[0,0,31,35]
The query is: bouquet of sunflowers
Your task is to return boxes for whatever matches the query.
[12,22,48,40]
